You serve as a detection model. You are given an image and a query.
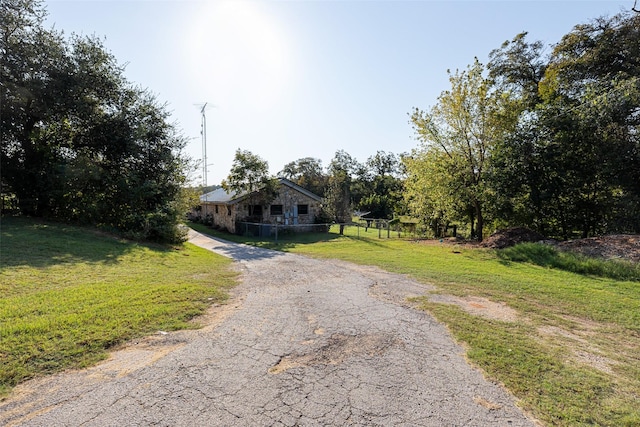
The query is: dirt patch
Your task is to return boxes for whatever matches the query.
[428,295,519,322]
[557,234,640,263]
[572,350,617,375]
[431,228,640,264]
[537,325,618,375]
[480,227,548,249]
[474,396,503,410]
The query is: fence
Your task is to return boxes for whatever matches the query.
[343,219,424,239]
[236,221,331,241]
[236,219,429,242]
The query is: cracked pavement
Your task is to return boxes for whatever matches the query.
[0,230,537,426]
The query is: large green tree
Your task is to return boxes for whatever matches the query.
[543,12,640,236]
[489,12,640,238]
[279,157,327,196]
[222,149,278,218]
[324,150,358,234]
[1,0,191,242]
[356,151,404,219]
[408,59,516,241]
[486,32,553,233]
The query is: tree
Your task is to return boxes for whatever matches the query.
[403,149,461,236]
[324,150,358,234]
[279,157,327,196]
[487,32,547,111]
[222,149,278,218]
[409,59,515,241]
[489,12,640,237]
[1,0,191,242]
[366,151,400,177]
[486,32,552,233]
[540,12,640,236]
[357,151,404,219]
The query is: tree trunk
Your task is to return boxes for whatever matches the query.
[475,201,484,242]
[339,224,345,235]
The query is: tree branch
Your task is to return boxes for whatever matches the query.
[633,0,640,12]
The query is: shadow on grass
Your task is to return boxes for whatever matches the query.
[188,229,290,261]
[187,221,343,250]
[497,242,640,282]
[187,222,411,253]
[0,216,154,269]
[340,235,395,249]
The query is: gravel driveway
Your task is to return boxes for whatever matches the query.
[1,230,536,426]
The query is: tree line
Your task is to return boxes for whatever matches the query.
[220,149,405,235]
[229,12,639,241]
[1,0,191,242]
[407,11,639,241]
[2,1,637,243]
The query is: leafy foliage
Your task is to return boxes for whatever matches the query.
[356,151,404,219]
[407,12,640,240]
[279,157,327,197]
[407,59,516,240]
[0,0,191,242]
[222,149,279,217]
[488,12,640,238]
[323,150,355,232]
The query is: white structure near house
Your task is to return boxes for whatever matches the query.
[197,178,324,234]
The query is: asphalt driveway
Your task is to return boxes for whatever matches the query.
[0,230,536,426]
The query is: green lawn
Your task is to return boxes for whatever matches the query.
[0,217,237,398]
[192,222,640,427]
[3,218,639,425]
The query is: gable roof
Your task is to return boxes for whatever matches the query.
[278,178,323,202]
[200,177,323,205]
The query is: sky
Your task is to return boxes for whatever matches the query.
[44,0,633,186]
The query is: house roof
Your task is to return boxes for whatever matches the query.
[278,178,323,202]
[200,187,243,204]
[200,178,323,205]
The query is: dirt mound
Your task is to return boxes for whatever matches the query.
[557,235,640,263]
[481,227,548,249]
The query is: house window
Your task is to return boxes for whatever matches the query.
[250,205,263,216]
[297,204,309,215]
[270,204,283,215]
[227,206,231,216]
[215,205,219,214]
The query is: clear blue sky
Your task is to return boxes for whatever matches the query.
[44,0,632,186]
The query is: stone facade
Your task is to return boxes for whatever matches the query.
[200,202,237,234]
[199,178,323,234]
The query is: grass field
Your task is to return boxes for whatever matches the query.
[3,218,639,425]
[191,222,640,427]
[0,217,237,398]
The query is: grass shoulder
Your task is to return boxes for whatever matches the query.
[0,217,237,398]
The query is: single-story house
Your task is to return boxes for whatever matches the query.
[197,178,324,234]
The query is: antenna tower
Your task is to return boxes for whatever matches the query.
[200,102,208,187]
[195,102,214,187]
